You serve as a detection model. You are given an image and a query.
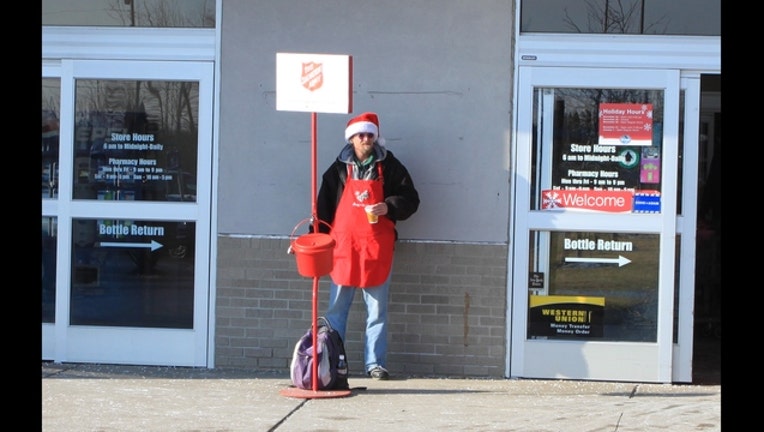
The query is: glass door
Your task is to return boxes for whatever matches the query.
[510,67,681,382]
[42,59,214,366]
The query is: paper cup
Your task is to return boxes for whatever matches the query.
[365,205,378,224]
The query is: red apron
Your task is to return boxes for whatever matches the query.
[330,164,396,287]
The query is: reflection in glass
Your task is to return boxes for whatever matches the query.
[43,78,61,199]
[530,87,664,212]
[42,0,215,28]
[42,217,58,323]
[72,79,199,202]
[521,0,720,36]
[528,230,659,342]
[70,219,195,328]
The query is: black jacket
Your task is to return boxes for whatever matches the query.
[315,143,420,239]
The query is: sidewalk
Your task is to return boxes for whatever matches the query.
[42,362,721,432]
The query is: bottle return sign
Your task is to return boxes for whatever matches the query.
[276,52,353,114]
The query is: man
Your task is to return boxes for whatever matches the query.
[315,112,420,380]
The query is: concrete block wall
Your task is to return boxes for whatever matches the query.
[215,236,508,378]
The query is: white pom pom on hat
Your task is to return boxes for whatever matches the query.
[345,112,381,143]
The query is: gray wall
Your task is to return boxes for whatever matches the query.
[216,0,514,377]
[215,237,508,376]
[218,0,514,243]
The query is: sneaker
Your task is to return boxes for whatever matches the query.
[368,366,389,380]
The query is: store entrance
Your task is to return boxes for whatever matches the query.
[692,74,721,384]
[511,66,684,383]
[42,59,215,367]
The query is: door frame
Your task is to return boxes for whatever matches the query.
[510,66,680,383]
[42,27,216,367]
[507,34,720,383]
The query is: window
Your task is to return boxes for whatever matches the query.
[521,0,720,36]
[42,0,215,28]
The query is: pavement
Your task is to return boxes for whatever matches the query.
[42,361,721,432]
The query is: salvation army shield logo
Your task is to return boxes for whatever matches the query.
[301,62,323,91]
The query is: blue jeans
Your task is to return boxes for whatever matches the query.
[325,272,391,374]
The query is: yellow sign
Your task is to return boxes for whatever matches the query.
[528,295,605,338]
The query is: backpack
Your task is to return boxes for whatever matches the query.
[290,316,349,390]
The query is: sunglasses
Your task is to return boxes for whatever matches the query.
[354,133,375,139]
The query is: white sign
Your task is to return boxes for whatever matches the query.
[276,53,353,114]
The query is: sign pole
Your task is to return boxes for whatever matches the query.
[278,52,352,399]
[310,112,319,392]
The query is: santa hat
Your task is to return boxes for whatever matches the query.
[345,112,380,143]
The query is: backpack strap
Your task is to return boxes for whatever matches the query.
[317,316,332,331]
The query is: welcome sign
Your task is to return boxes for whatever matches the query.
[541,189,634,213]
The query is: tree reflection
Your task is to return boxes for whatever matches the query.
[106,0,215,28]
[563,0,669,34]
[74,79,199,202]
[553,88,663,146]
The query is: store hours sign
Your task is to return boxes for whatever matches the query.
[96,133,167,182]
